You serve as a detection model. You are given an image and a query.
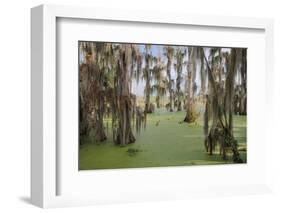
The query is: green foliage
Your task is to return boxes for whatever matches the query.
[126,148,142,157]
[79,110,246,170]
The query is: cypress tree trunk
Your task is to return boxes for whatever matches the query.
[203,48,243,163]
[184,47,196,123]
[164,47,174,112]
[79,61,107,142]
[114,45,136,145]
[204,95,210,152]
[94,92,107,142]
[240,49,247,115]
[156,95,160,108]
[200,48,206,96]
[167,59,173,112]
[144,45,152,114]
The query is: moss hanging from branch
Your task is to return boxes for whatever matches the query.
[79,42,108,142]
[203,48,243,163]
[184,47,198,123]
[164,46,174,112]
[174,48,185,111]
[112,45,142,146]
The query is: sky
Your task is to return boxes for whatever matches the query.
[131,45,234,97]
[79,42,236,97]
[132,44,195,97]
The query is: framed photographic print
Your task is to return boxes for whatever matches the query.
[31,4,274,208]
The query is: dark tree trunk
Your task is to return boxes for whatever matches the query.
[113,45,136,146]
[200,48,206,96]
[94,92,107,142]
[203,48,243,163]
[115,95,136,145]
[156,95,160,108]
[240,49,247,115]
[204,95,210,152]
[177,101,182,111]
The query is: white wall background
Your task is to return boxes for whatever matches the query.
[0,0,280,212]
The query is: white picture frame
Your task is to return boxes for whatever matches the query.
[31,4,274,208]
